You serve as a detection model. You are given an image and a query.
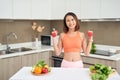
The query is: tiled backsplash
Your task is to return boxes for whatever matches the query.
[0,20,51,44]
[0,20,120,46]
[51,20,120,46]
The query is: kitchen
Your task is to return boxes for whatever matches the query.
[0,0,120,80]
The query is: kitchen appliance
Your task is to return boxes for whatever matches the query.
[94,49,118,56]
[41,35,59,46]
[51,53,64,67]
[52,56,63,67]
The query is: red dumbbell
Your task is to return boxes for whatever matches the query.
[52,28,58,37]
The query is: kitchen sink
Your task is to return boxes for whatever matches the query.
[0,47,34,54]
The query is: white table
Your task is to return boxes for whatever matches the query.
[9,67,120,80]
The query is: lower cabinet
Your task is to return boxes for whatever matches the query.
[0,56,21,80]
[38,51,52,67]
[82,56,120,74]
[116,60,120,74]
[21,53,39,66]
[21,51,52,67]
[0,51,52,80]
[0,59,2,80]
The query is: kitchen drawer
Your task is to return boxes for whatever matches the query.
[82,56,116,68]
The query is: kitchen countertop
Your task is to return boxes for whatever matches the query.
[9,67,120,80]
[0,42,120,61]
[0,45,54,59]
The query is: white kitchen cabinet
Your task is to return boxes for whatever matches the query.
[51,0,66,20]
[101,0,120,18]
[0,0,13,19]
[81,0,120,19]
[13,0,51,19]
[21,53,39,66]
[31,0,51,20]
[66,0,81,19]
[81,0,100,19]
[13,0,31,19]
[0,56,21,80]
[51,0,81,20]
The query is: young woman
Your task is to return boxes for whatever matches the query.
[52,12,93,68]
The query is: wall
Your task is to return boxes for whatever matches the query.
[0,20,120,46]
[51,20,120,46]
[0,20,51,44]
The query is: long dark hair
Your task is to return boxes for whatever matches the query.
[63,12,80,33]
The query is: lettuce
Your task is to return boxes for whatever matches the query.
[90,64,113,80]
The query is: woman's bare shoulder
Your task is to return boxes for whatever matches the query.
[78,31,85,38]
[79,31,84,34]
[60,32,65,39]
[78,31,85,36]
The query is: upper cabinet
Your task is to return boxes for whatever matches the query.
[0,0,13,19]
[31,0,51,20]
[51,0,81,20]
[13,0,31,19]
[101,0,120,19]
[13,0,51,20]
[66,0,81,19]
[81,0,120,19]
[51,0,66,20]
[81,0,100,19]
[0,0,120,19]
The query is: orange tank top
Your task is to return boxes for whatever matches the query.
[62,32,82,53]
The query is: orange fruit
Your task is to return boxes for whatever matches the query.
[33,66,42,74]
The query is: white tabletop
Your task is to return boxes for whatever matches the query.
[9,67,120,80]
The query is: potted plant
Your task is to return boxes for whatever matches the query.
[32,22,45,47]
[90,42,96,54]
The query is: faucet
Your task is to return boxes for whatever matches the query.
[6,32,17,54]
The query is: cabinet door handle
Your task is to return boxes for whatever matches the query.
[52,57,63,61]
[83,62,94,65]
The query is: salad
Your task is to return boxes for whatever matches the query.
[89,64,115,80]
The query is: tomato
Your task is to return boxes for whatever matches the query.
[88,31,93,37]
[42,67,48,73]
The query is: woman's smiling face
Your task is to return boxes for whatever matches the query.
[65,15,76,30]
